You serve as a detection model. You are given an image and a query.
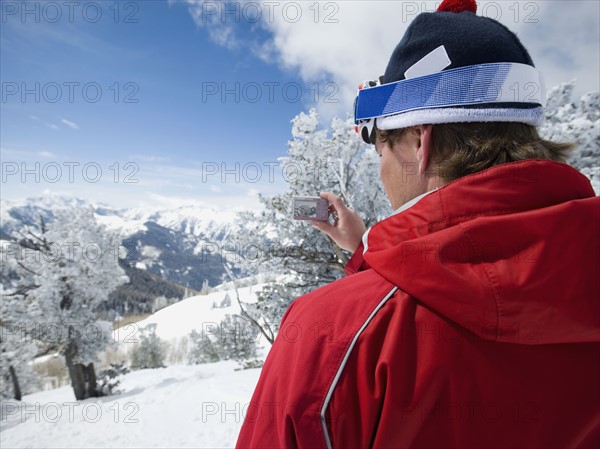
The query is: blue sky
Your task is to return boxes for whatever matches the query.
[1,0,599,210]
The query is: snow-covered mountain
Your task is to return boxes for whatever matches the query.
[120,205,236,240]
[0,196,238,291]
[1,195,236,240]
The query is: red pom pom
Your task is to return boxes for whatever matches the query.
[437,0,477,13]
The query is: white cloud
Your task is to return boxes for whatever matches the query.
[1,154,287,210]
[142,191,262,212]
[179,0,241,49]
[30,115,60,130]
[509,1,600,97]
[38,151,56,158]
[61,118,79,130]
[264,1,598,115]
[181,1,599,120]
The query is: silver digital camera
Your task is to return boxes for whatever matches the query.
[292,196,329,222]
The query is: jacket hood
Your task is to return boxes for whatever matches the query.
[364,159,600,344]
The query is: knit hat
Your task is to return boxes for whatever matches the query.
[354,0,546,144]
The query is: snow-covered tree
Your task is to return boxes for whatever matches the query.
[187,314,259,364]
[188,329,220,364]
[96,362,129,396]
[211,293,231,309]
[130,324,166,370]
[540,81,600,192]
[1,208,129,399]
[151,296,168,313]
[226,109,389,338]
[199,280,210,295]
[217,314,259,362]
[151,295,178,313]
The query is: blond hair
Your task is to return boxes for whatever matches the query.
[377,122,574,182]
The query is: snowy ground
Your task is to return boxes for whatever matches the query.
[0,361,261,448]
[1,284,272,448]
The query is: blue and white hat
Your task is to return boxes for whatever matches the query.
[354,0,546,144]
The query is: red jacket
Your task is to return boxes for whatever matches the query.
[236,159,600,449]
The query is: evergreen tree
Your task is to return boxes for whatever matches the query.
[187,329,221,364]
[228,109,390,337]
[96,362,129,396]
[539,81,599,192]
[187,314,259,364]
[217,314,259,362]
[130,324,166,370]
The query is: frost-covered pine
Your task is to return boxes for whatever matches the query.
[210,293,231,309]
[96,362,129,396]
[187,314,258,364]
[216,314,259,362]
[187,329,220,364]
[199,280,210,295]
[216,293,231,308]
[540,81,600,192]
[151,296,177,313]
[130,324,166,370]
[227,109,390,337]
[1,207,129,399]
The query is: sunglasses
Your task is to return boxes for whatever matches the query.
[354,77,383,145]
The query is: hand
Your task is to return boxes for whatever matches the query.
[312,192,367,253]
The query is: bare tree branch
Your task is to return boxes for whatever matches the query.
[223,263,274,345]
[15,260,39,276]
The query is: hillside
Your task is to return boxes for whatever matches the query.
[0,361,260,448]
[1,283,270,448]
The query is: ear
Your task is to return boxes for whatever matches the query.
[415,124,433,174]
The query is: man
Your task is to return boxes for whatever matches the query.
[236,0,600,447]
